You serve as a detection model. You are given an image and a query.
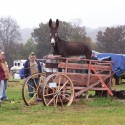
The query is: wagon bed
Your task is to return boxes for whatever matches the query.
[42,56,113,105]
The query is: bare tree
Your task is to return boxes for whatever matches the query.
[0,16,21,68]
[0,16,21,52]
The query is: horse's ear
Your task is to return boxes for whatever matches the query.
[56,19,59,29]
[49,19,52,28]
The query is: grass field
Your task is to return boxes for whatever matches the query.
[0,79,125,125]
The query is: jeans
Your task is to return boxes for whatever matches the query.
[2,79,8,100]
[28,78,39,97]
[0,80,4,100]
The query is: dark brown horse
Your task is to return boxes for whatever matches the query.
[49,19,92,59]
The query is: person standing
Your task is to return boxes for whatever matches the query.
[0,51,5,104]
[1,51,9,100]
[24,52,42,97]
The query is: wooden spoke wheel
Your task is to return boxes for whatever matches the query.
[22,73,45,106]
[42,73,74,106]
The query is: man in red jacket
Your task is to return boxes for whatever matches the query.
[0,50,5,104]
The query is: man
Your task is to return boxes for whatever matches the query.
[24,52,42,97]
[0,51,5,104]
[1,51,9,100]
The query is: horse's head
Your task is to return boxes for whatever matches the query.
[49,19,59,46]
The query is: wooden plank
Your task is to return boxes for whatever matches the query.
[65,73,111,86]
[73,86,108,90]
[66,86,108,90]
[74,76,110,97]
[58,62,111,71]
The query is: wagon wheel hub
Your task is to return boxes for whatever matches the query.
[56,90,61,96]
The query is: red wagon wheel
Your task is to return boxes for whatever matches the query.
[42,73,74,106]
[22,73,45,106]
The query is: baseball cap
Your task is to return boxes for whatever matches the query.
[30,52,35,55]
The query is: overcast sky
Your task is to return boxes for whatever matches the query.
[0,0,125,29]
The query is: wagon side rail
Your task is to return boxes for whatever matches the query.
[58,59,113,98]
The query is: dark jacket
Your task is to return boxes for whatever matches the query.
[24,60,42,78]
[0,63,5,80]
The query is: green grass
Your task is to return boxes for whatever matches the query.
[0,80,125,125]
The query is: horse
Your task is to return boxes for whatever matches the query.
[48,19,92,59]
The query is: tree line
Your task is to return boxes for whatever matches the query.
[0,16,125,68]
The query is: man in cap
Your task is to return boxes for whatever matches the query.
[23,52,42,97]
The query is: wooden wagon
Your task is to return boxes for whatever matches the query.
[22,55,113,106]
